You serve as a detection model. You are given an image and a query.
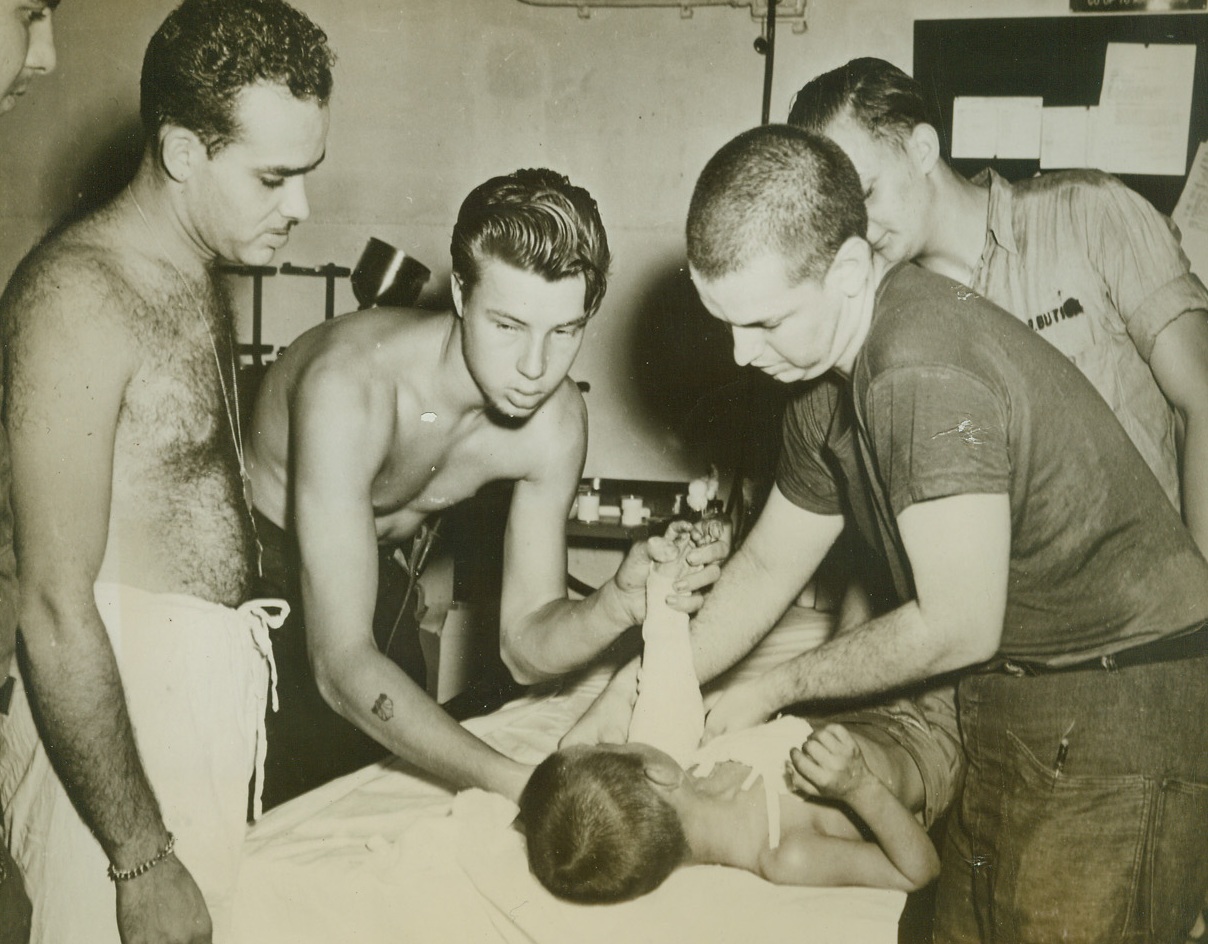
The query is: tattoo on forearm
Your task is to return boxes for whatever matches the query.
[372,693,394,722]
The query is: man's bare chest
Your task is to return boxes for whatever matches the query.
[117,335,234,463]
[114,273,239,459]
[370,420,534,543]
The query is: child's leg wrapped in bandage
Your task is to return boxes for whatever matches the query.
[627,530,704,766]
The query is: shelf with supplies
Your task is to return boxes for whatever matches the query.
[566,477,689,545]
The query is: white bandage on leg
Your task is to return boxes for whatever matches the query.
[627,560,705,767]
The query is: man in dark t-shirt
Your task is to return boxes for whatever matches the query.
[776,265,1207,663]
[676,126,1208,942]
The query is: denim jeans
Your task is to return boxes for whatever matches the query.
[934,652,1208,943]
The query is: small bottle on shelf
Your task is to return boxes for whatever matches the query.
[576,478,601,523]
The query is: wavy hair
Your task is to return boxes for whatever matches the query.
[450,168,610,318]
[141,0,335,156]
[788,57,936,148]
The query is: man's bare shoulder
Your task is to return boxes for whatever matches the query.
[2,213,141,340]
[282,310,452,439]
[531,377,588,435]
[511,378,588,471]
[283,307,451,393]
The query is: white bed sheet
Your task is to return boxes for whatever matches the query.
[231,611,905,944]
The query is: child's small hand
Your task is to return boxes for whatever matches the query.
[787,723,869,801]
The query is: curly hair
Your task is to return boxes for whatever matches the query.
[140,0,335,155]
[519,746,689,904]
[686,124,867,285]
[450,168,611,319]
[787,57,937,149]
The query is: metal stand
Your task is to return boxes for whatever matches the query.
[280,262,353,320]
[220,264,278,366]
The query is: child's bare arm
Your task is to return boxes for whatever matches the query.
[788,724,939,890]
[758,827,926,890]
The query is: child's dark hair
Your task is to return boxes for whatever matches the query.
[518,746,689,903]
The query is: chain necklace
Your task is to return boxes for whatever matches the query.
[127,186,263,577]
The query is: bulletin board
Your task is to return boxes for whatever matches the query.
[913,14,1208,215]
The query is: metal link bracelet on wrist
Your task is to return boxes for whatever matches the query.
[106,832,176,883]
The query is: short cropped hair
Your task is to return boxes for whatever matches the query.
[787,57,936,148]
[450,168,611,318]
[141,0,335,156]
[519,746,689,904]
[686,124,867,285]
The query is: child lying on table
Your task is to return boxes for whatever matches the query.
[519,517,940,904]
[517,713,940,903]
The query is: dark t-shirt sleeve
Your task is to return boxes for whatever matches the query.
[775,381,844,516]
[862,365,1011,516]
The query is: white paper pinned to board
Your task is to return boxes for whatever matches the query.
[1091,42,1196,176]
[1041,106,1093,169]
[952,96,1043,160]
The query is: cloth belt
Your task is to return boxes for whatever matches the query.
[239,598,287,821]
[991,621,1208,677]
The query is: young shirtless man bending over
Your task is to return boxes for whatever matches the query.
[0,2,333,942]
[246,168,727,806]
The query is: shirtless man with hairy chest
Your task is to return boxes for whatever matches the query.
[21,207,259,604]
[0,3,334,943]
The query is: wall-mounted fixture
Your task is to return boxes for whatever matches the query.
[516,0,807,32]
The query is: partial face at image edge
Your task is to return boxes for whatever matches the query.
[0,0,57,115]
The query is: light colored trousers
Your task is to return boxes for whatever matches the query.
[0,583,283,944]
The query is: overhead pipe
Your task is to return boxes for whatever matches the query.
[756,0,777,125]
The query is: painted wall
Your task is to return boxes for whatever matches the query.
[0,0,1069,481]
